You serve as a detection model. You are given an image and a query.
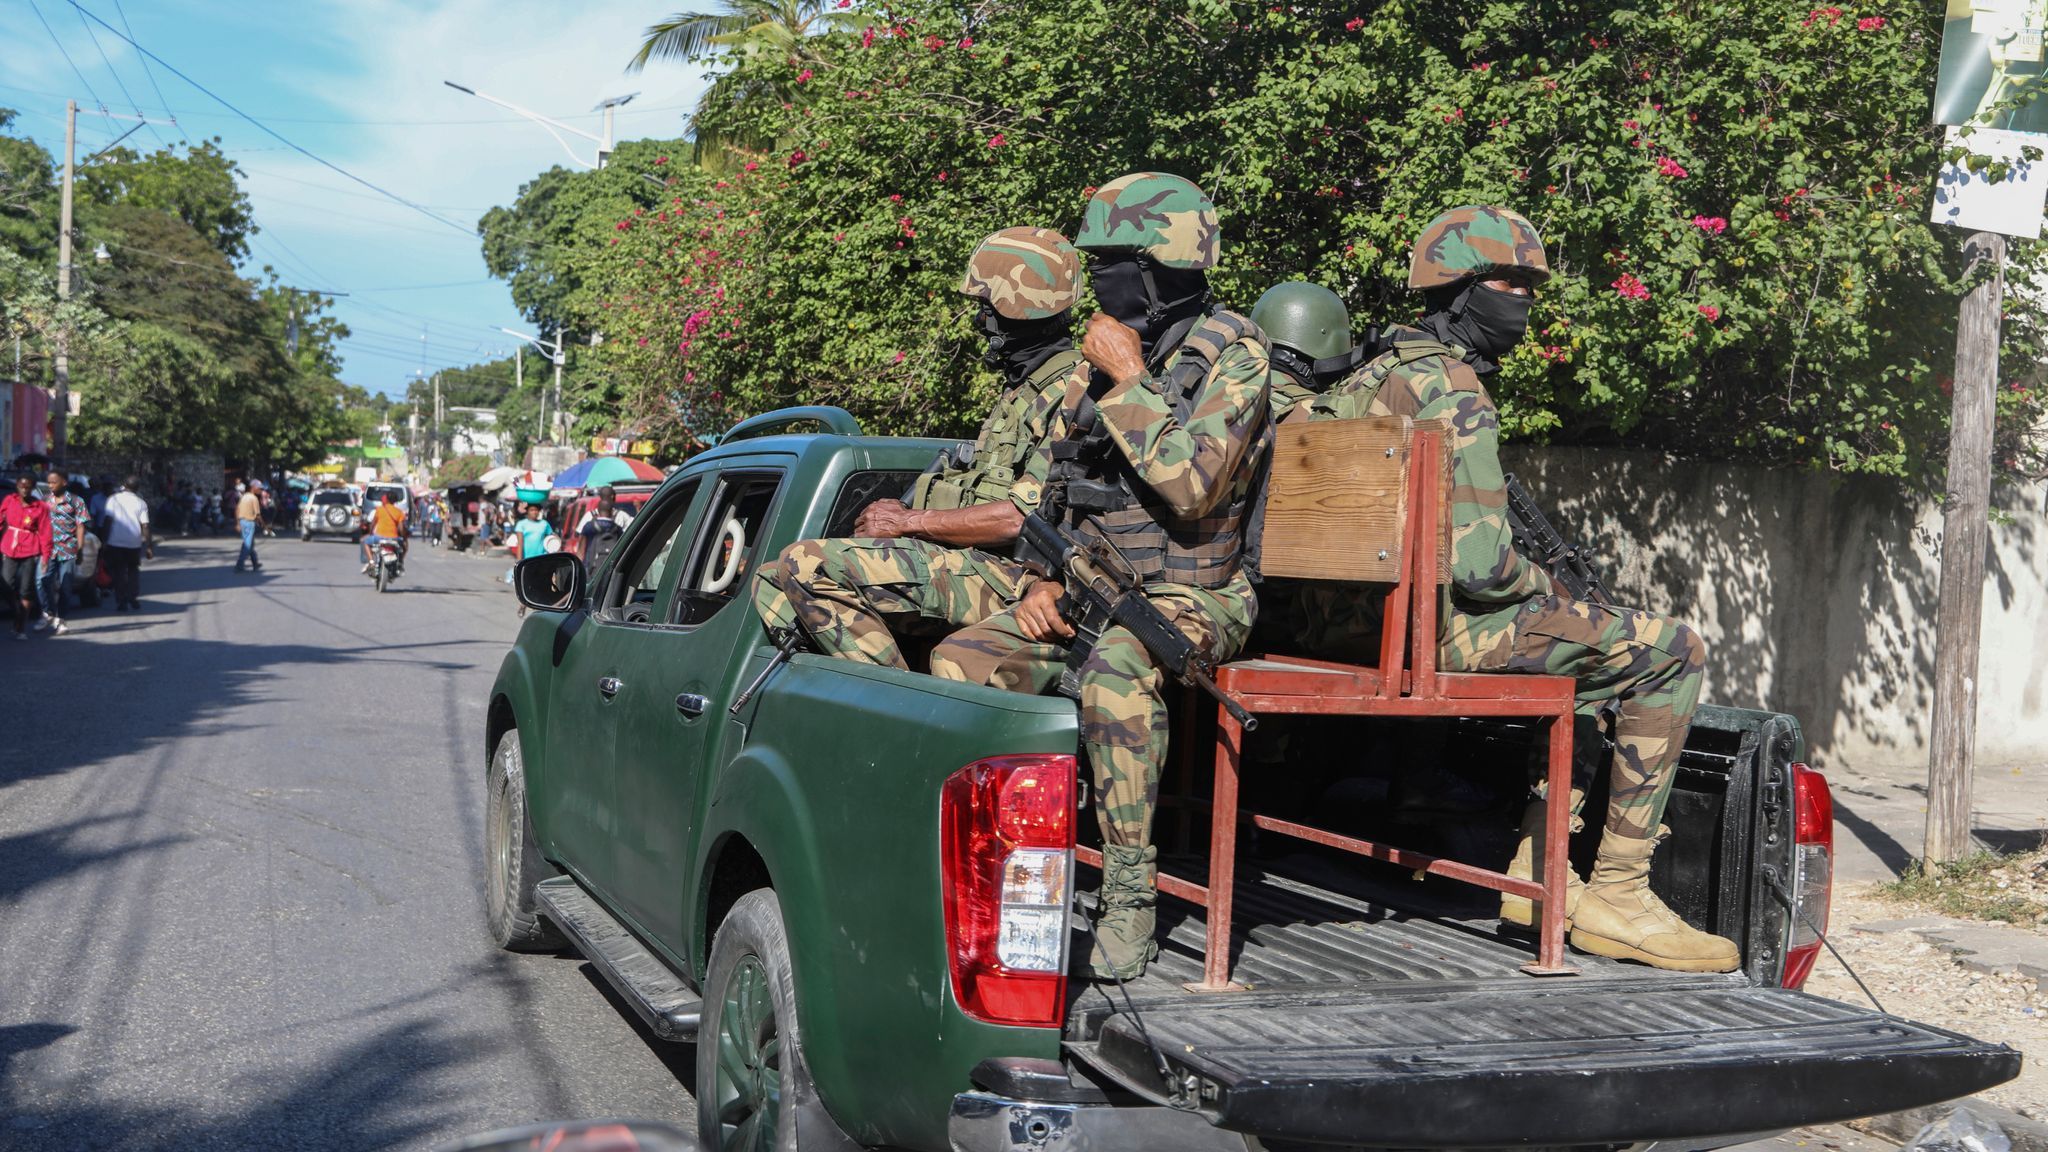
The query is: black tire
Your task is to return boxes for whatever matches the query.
[375,561,389,593]
[698,889,828,1152]
[485,730,563,952]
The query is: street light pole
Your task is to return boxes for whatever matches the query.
[443,83,637,170]
[53,100,75,463]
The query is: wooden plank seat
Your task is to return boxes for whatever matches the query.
[1079,418,1582,989]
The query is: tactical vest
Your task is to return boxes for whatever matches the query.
[911,349,1081,512]
[1310,330,1467,421]
[1053,312,1271,590]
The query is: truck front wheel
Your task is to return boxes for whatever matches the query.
[699,889,822,1152]
[485,730,563,952]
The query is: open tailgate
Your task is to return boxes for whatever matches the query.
[1069,978,2019,1146]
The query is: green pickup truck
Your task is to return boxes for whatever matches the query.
[485,406,2018,1152]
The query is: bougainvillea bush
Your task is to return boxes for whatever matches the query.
[575,0,2045,480]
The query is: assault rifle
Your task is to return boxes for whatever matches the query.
[1502,473,1611,605]
[1019,505,1258,733]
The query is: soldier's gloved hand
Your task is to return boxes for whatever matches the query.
[854,499,919,540]
[1016,579,1075,642]
[1081,312,1146,387]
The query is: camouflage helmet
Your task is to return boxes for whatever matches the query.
[1074,172,1220,270]
[1250,281,1352,361]
[959,227,1083,321]
[1406,205,1551,290]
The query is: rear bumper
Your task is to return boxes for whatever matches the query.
[947,1092,1248,1152]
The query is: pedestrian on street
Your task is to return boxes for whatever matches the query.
[38,471,92,636]
[2,475,51,641]
[235,481,266,572]
[102,476,153,612]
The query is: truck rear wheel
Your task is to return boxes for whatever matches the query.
[699,889,824,1152]
[485,730,563,952]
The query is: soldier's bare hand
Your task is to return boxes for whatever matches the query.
[1016,580,1074,642]
[854,499,917,540]
[1081,313,1146,385]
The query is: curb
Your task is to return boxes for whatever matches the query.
[1850,1099,2048,1152]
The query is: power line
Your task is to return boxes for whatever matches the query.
[25,0,117,149]
[67,0,477,238]
[72,0,164,147]
[110,0,178,137]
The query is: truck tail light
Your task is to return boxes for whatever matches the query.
[1781,762,1833,990]
[941,754,1074,1028]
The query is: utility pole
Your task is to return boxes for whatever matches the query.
[432,372,443,471]
[1925,231,2003,865]
[551,328,565,445]
[53,100,76,464]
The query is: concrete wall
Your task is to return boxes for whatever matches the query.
[1503,446,2048,772]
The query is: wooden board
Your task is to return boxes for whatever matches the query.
[1260,416,1412,582]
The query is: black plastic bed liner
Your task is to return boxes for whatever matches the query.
[1068,977,2019,1147]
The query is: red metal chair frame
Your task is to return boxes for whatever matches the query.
[1076,426,1579,988]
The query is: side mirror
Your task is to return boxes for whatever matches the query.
[514,552,585,612]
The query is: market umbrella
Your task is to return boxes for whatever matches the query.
[478,465,522,492]
[551,455,663,491]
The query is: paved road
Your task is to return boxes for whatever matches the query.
[0,531,1911,1152]
[1,534,695,1150]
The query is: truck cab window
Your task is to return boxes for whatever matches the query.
[596,480,700,624]
[674,472,784,626]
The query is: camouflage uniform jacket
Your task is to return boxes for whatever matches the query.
[1310,326,1552,641]
[1017,325,1274,633]
[911,348,1083,513]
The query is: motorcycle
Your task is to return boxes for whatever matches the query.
[367,537,404,593]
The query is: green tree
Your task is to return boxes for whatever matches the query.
[628,1,863,163]
[78,138,256,262]
[580,0,2045,481]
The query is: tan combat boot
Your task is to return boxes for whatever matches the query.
[1499,791,1585,930]
[1090,844,1160,981]
[1569,827,1739,972]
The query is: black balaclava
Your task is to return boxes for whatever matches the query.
[1088,253,1211,363]
[1271,344,1370,394]
[1420,279,1533,374]
[977,303,1076,383]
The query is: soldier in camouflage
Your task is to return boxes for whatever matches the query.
[1299,206,1737,973]
[928,173,1273,981]
[750,228,1085,666]
[1250,280,1357,421]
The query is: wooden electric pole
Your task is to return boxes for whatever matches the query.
[1924,230,2004,865]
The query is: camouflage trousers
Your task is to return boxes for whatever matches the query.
[750,537,1033,669]
[1294,588,1705,839]
[931,578,1256,849]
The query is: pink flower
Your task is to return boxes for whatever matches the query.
[1692,215,1727,234]
[899,216,917,238]
[1655,156,1689,179]
[893,351,906,363]
[936,170,948,181]
[1344,17,1364,31]
[888,193,902,202]
[1802,6,1842,26]
[654,155,668,165]
[1857,15,1884,30]
[987,133,1006,147]
[1611,273,1650,300]
[1697,304,1721,322]
[836,0,851,6]
[743,160,759,171]
[958,36,974,48]
[796,68,813,83]
[788,149,807,167]
[923,33,945,51]
[860,26,876,48]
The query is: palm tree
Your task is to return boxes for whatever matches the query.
[627,0,863,166]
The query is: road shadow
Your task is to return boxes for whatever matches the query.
[0,1015,499,1151]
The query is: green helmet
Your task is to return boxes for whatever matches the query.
[1074,172,1220,269]
[1250,281,1352,361]
[959,227,1082,321]
[1407,205,1551,290]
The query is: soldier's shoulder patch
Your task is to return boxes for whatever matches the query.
[1442,359,1485,394]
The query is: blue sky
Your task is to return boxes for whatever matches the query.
[2,0,711,396]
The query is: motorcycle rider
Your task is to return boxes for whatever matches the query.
[360,491,409,575]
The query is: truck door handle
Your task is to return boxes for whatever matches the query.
[598,676,623,699]
[674,693,709,718]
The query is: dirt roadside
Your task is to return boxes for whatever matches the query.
[1805,883,2047,1119]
